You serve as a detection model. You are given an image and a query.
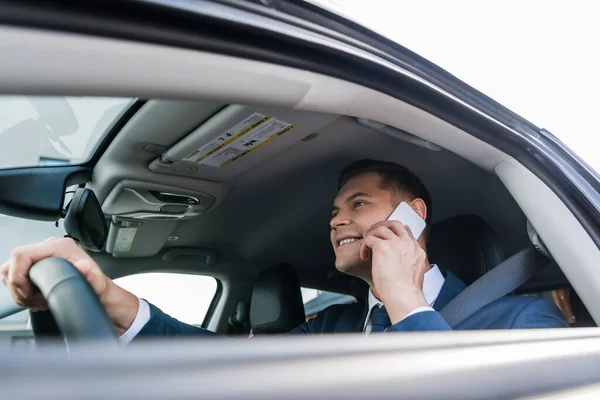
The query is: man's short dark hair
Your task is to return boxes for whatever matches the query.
[338,159,433,241]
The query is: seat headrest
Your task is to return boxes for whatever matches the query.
[428,214,505,285]
[250,264,305,334]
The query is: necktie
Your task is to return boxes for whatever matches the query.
[369,305,391,333]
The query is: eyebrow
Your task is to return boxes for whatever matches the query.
[332,192,373,213]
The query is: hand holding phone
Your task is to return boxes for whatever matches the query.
[360,202,429,324]
[387,202,426,239]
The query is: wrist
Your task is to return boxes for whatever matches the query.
[100,280,139,335]
[382,286,428,325]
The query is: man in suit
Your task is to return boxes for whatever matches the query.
[1,159,568,338]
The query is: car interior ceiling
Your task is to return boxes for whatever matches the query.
[72,98,587,331]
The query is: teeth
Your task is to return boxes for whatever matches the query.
[339,238,358,246]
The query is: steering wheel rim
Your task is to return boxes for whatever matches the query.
[29,257,117,343]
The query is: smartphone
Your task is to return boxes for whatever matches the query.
[387,202,426,239]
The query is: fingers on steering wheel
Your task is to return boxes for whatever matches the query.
[27,293,49,312]
[10,287,47,310]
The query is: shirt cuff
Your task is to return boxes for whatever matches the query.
[119,297,151,345]
[400,306,435,322]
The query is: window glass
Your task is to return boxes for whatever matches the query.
[0,310,29,330]
[301,287,356,318]
[301,287,320,304]
[0,215,65,261]
[115,273,218,326]
[0,95,135,170]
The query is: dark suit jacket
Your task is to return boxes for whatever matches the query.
[136,271,568,338]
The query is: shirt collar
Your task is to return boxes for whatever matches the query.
[367,264,445,311]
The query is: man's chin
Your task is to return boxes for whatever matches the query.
[335,259,365,277]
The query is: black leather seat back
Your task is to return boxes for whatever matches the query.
[228,300,249,334]
[428,214,505,285]
[250,264,305,334]
[571,291,596,327]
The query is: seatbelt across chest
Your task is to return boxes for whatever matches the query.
[440,246,551,328]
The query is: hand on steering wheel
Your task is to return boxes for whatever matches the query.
[1,238,136,342]
[29,257,117,341]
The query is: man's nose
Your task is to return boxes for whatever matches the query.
[330,210,351,230]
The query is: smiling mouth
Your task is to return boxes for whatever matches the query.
[338,238,361,248]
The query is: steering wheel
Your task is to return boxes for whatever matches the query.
[29,258,117,343]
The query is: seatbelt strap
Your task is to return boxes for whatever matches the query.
[440,246,551,328]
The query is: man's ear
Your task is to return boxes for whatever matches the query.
[409,198,427,222]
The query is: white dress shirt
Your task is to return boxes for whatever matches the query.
[363,264,445,334]
[120,264,446,342]
[120,296,151,344]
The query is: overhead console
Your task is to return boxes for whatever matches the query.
[149,104,339,181]
[102,180,215,220]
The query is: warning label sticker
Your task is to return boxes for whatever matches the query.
[182,113,296,167]
[113,227,138,252]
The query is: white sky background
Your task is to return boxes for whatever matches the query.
[115,273,217,325]
[312,0,600,171]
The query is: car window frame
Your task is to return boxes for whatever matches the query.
[201,279,223,329]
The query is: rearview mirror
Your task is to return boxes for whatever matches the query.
[63,188,108,252]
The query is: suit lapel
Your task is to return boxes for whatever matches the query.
[334,298,368,333]
[433,271,467,311]
[354,299,369,332]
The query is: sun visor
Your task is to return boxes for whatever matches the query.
[102,180,217,257]
[149,105,339,181]
[106,218,178,258]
